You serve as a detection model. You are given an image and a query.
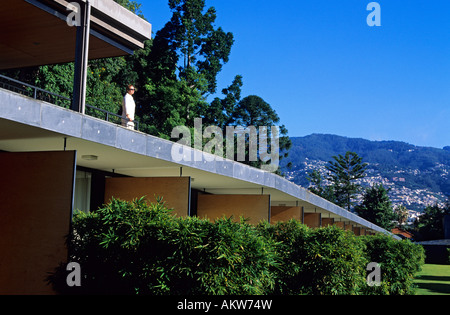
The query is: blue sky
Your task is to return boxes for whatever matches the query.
[140,0,450,149]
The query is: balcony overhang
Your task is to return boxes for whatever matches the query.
[0,0,152,70]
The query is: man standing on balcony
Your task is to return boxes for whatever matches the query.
[122,85,136,130]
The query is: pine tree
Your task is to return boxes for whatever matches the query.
[165,0,234,95]
[326,151,368,211]
[354,184,397,231]
[139,0,234,136]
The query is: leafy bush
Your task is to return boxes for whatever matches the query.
[362,234,425,295]
[257,220,309,294]
[49,198,425,295]
[56,197,279,295]
[302,226,367,295]
[258,221,367,295]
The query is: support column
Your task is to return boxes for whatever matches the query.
[72,0,91,114]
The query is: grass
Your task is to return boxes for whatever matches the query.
[414,264,450,295]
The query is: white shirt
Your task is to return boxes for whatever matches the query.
[122,93,135,120]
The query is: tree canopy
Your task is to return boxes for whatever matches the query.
[354,184,397,231]
[413,201,450,241]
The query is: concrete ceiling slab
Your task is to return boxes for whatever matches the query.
[0,0,151,70]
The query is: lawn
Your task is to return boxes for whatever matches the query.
[414,264,450,295]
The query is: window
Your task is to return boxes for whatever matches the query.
[74,170,91,213]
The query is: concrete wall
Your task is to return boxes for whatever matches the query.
[197,194,270,225]
[0,151,76,294]
[104,177,191,217]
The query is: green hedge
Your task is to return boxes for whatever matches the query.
[362,234,425,295]
[257,220,368,295]
[55,197,279,295]
[50,198,425,295]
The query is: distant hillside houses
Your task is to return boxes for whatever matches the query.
[283,134,450,214]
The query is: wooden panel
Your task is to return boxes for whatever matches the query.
[197,195,270,225]
[321,217,335,227]
[0,151,76,294]
[303,213,321,228]
[345,223,353,231]
[271,206,302,223]
[104,177,191,217]
[335,221,345,230]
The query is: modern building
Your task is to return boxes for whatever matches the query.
[0,0,397,295]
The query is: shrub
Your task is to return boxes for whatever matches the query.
[54,197,279,295]
[302,226,367,295]
[362,234,425,295]
[48,198,425,295]
[257,220,309,294]
[258,221,368,295]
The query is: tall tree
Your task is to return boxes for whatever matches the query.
[326,151,368,211]
[165,0,234,95]
[203,79,291,173]
[229,95,291,173]
[204,75,243,129]
[413,201,450,241]
[139,0,234,136]
[354,184,397,230]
